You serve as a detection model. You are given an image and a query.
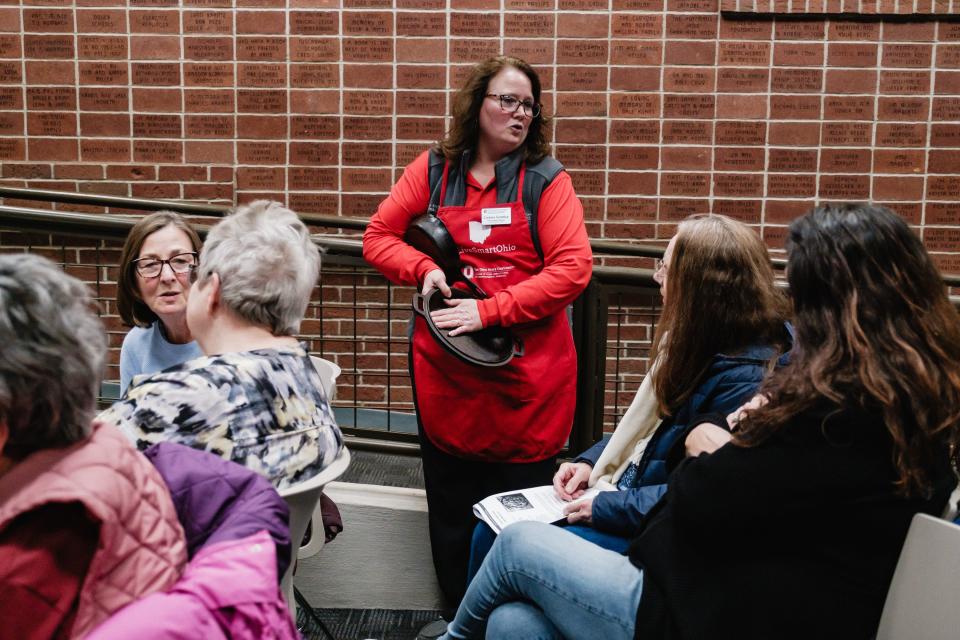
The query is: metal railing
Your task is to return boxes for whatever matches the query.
[0,188,667,456]
[11,188,956,458]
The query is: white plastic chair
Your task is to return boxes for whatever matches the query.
[876,513,960,640]
[279,447,351,635]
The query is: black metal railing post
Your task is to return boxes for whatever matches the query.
[570,277,609,454]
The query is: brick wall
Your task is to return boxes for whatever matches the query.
[1,2,959,270]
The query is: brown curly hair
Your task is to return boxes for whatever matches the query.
[735,203,960,497]
[435,56,551,164]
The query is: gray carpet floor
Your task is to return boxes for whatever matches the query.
[298,607,443,640]
[338,449,425,490]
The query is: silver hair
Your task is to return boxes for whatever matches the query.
[0,253,106,455]
[196,200,320,335]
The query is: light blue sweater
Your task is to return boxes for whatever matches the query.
[119,322,204,395]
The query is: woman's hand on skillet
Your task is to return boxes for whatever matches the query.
[431,298,482,336]
[422,269,452,297]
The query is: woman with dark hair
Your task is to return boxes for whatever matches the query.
[467,214,791,579]
[363,56,592,610]
[440,203,960,640]
[117,211,203,394]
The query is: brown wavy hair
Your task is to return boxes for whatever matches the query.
[735,203,960,497]
[117,210,202,328]
[652,214,790,416]
[435,56,551,164]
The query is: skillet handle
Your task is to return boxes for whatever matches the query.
[512,336,524,358]
[412,293,427,317]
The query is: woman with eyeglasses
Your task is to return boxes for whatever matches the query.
[363,56,592,613]
[117,211,203,395]
[103,200,342,489]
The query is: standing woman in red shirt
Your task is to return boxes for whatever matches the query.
[363,56,592,611]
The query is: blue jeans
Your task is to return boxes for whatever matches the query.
[467,521,631,586]
[441,521,644,640]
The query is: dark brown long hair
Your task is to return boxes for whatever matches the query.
[117,211,202,328]
[435,56,551,164]
[652,214,789,416]
[736,203,960,497]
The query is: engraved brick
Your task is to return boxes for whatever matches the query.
[665,14,716,40]
[1,61,24,84]
[237,141,286,164]
[289,11,339,35]
[27,112,76,137]
[397,90,444,116]
[289,141,339,164]
[184,10,233,34]
[184,62,234,87]
[878,123,927,147]
[557,67,607,91]
[342,116,391,140]
[659,198,707,221]
[78,35,126,59]
[611,14,661,39]
[824,96,874,121]
[716,69,767,94]
[27,86,75,110]
[927,177,960,201]
[558,40,608,65]
[609,120,660,144]
[343,11,394,37]
[605,146,656,170]
[290,38,339,62]
[719,18,771,41]
[880,71,930,95]
[342,142,391,166]
[186,114,235,138]
[767,173,816,197]
[664,68,715,93]
[660,172,710,196]
[714,199,761,223]
[504,12,552,38]
[822,122,873,146]
[343,37,393,62]
[237,166,284,190]
[184,37,233,61]
[0,112,22,136]
[23,9,73,33]
[237,37,286,61]
[936,45,960,69]
[343,168,391,192]
[450,39,500,63]
[24,35,74,59]
[289,167,338,191]
[130,10,178,33]
[662,95,715,119]
[78,139,127,162]
[0,34,18,59]
[874,150,925,174]
[184,88,233,112]
[77,10,124,33]
[818,174,870,200]
[878,97,929,121]
[0,87,22,109]
[133,140,182,163]
[925,202,960,225]
[774,43,824,67]
[608,93,658,118]
[450,12,500,38]
[828,43,878,67]
[775,21,824,41]
[133,113,181,138]
[611,41,662,66]
[607,197,656,220]
[770,68,822,93]
[663,120,712,144]
[504,39,554,65]
[714,147,765,172]
[78,61,126,85]
[236,89,285,114]
[714,173,763,197]
[342,193,387,218]
[132,62,179,86]
[719,41,770,66]
[396,116,444,140]
[716,121,766,146]
[343,90,392,116]
[770,95,821,120]
[828,21,879,41]
[237,63,286,87]
[882,44,932,69]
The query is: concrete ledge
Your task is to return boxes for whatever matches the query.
[295,481,444,610]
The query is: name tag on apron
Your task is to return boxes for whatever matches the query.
[481,207,512,226]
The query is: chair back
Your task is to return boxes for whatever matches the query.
[310,356,341,402]
[278,447,351,622]
[876,513,960,640]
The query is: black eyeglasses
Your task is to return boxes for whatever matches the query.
[132,252,198,278]
[485,94,541,118]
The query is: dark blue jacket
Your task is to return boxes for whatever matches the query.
[577,333,791,537]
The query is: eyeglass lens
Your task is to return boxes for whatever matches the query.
[135,253,197,278]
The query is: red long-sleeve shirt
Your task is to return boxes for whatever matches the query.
[362,151,593,328]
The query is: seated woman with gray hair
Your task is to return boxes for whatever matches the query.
[0,254,186,638]
[101,200,343,489]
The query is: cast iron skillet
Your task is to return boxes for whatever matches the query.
[405,213,486,299]
[413,288,523,368]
